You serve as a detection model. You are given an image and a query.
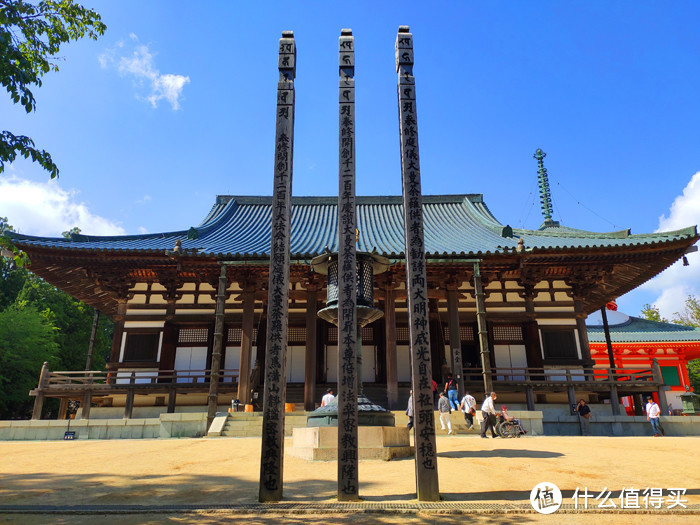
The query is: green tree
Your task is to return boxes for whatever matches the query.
[640,303,667,323]
[16,274,111,371]
[672,295,700,328]
[0,305,59,417]
[0,0,106,177]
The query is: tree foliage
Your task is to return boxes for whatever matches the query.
[0,0,106,177]
[672,295,700,328]
[0,256,113,418]
[640,303,667,323]
[0,305,58,416]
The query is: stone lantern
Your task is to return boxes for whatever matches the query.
[680,386,700,415]
[306,251,395,427]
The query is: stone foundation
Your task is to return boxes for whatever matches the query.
[289,426,414,461]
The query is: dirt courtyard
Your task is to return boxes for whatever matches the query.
[0,435,698,523]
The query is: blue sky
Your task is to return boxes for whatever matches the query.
[1,1,699,318]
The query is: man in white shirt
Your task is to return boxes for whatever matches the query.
[460,391,476,430]
[480,392,498,438]
[646,396,665,437]
[321,388,334,407]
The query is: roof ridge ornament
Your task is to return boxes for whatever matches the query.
[533,148,560,229]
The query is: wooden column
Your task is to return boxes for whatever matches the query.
[651,358,669,415]
[384,279,399,409]
[58,398,69,420]
[167,385,177,413]
[259,31,296,503]
[337,28,359,501]
[124,372,135,419]
[446,285,464,395]
[600,306,616,370]
[607,369,621,416]
[396,26,439,502]
[304,285,318,412]
[31,361,50,420]
[574,299,594,367]
[81,391,93,419]
[85,309,100,371]
[109,300,127,365]
[473,263,492,394]
[207,264,228,431]
[238,285,255,405]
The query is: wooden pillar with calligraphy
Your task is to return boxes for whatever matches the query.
[395,25,440,502]
[259,30,296,503]
[336,28,360,502]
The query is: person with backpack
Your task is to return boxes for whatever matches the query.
[444,373,459,411]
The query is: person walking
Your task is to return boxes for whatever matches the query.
[321,388,334,407]
[480,392,498,438]
[444,373,459,411]
[406,390,414,431]
[646,396,665,437]
[576,399,592,436]
[459,391,476,430]
[438,392,453,434]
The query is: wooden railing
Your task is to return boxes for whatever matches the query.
[462,366,656,387]
[44,368,240,387]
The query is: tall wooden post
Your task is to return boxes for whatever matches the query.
[304,285,318,412]
[337,28,359,501]
[384,278,399,408]
[85,308,100,371]
[446,284,464,394]
[238,285,255,405]
[651,358,669,416]
[207,264,227,431]
[600,306,616,371]
[109,301,127,365]
[473,262,492,394]
[396,25,440,502]
[259,30,296,503]
[31,361,50,420]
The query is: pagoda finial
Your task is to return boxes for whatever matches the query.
[534,148,553,222]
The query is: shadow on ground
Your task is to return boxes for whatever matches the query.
[438,449,564,459]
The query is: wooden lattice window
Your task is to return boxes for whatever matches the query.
[178,328,209,344]
[288,327,307,344]
[327,326,374,343]
[493,325,523,342]
[227,328,258,344]
[443,325,476,343]
[396,326,410,343]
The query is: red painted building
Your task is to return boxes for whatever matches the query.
[587,303,700,414]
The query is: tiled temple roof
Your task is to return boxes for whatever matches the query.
[8,194,698,259]
[587,316,700,343]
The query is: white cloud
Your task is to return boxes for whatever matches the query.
[0,175,126,237]
[637,171,700,319]
[100,34,190,110]
[137,226,149,234]
[136,195,152,204]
